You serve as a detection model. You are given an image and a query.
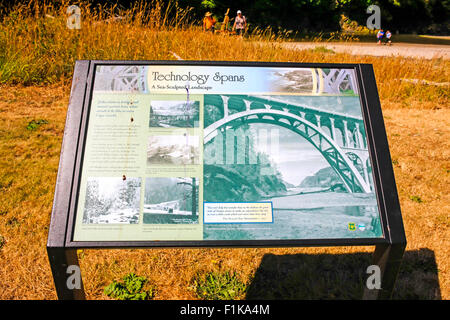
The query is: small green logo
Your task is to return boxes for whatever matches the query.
[348,223,356,231]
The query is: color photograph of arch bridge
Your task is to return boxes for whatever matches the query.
[202,93,383,240]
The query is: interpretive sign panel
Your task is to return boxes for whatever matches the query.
[69,62,393,243]
[47,61,406,299]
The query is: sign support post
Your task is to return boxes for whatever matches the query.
[47,60,90,300]
[363,243,406,299]
[47,247,86,300]
[358,63,407,299]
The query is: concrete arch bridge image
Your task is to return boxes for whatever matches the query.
[203,94,373,194]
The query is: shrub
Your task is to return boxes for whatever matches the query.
[192,271,247,300]
[410,195,423,203]
[26,119,48,131]
[104,273,156,300]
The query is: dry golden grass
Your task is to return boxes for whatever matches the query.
[1,1,449,100]
[0,1,449,300]
[382,106,450,299]
[0,81,448,300]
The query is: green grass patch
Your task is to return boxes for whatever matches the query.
[26,119,48,131]
[103,273,156,300]
[410,195,423,203]
[192,271,247,300]
[311,46,335,54]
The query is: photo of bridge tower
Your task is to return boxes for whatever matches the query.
[149,100,200,128]
[143,177,199,224]
[202,93,383,240]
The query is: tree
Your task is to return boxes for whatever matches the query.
[177,178,198,215]
[117,178,140,209]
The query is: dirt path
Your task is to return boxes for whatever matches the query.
[285,42,450,59]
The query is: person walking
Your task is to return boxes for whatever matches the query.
[376,29,384,45]
[385,30,392,45]
[232,10,246,36]
[203,12,216,33]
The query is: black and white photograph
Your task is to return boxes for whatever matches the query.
[147,134,200,165]
[149,100,200,128]
[82,177,141,224]
[203,94,382,240]
[143,177,199,224]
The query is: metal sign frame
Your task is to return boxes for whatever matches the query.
[47,60,406,300]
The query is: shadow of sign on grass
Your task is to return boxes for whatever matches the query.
[245,248,440,300]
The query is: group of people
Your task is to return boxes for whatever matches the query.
[202,9,247,36]
[376,29,392,45]
[205,11,393,45]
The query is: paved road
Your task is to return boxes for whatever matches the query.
[285,42,450,59]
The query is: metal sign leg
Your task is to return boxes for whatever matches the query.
[47,247,86,300]
[363,243,406,300]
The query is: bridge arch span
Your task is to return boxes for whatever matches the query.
[204,108,371,193]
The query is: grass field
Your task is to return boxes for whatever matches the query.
[0,2,448,299]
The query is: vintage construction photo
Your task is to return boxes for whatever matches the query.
[267,68,358,95]
[149,100,200,128]
[82,177,141,224]
[147,134,200,165]
[143,177,199,224]
[203,94,382,240]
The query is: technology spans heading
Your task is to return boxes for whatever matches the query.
[151,71,245,85]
